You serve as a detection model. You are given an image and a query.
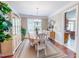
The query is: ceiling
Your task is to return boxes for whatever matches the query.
[7,1,73,16]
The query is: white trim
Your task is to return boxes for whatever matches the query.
[55,39,76,52]
[64,4,78,13]
[55,39,64,45]
[13,41,22,54]
[64,44,76,52]
[76,4,79,58]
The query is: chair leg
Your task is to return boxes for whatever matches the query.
[37,50,39,57]
[45,49,47,56]
[35,45,37,51]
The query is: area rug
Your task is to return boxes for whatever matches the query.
[17,40,67,58]
[38,41,67,58]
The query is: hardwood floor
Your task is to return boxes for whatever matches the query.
[0,39,76,58]
[50,39,76,58]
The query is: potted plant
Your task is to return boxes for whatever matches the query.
[21,27,26,41]
[0,2,12,56]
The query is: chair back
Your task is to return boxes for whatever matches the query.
[38,33,47,44]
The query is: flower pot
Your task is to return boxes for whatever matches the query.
[0,40,13,57]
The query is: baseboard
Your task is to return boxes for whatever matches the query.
[13,41,22,54]
[55,39,76,53]
[0,54,13,58]
[55,39,64,45]
[64,44,76,52]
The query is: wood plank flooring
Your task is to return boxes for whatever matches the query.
[50,39,76,58]
[0,39,76,58]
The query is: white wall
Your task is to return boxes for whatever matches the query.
[49,2,79,57]
[76,4,79,58]
[49,2,79,45]
[53,12,64,45]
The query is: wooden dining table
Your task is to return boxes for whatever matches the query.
[27,31,50,46]
[28,34,40,46]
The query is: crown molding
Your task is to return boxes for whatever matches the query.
[49,1,79,18]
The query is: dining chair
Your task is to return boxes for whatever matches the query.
[35,33,47,57]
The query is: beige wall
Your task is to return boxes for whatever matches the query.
[21,16,27,29]
[41,17,48,30]
[20,15,48,30]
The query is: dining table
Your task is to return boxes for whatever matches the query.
[28,34,40,46]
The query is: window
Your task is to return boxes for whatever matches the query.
[65,9,76,31]
[27,19,42,34]
[67,21,75,31]
[12,17,21,35]
[12,18,16,35]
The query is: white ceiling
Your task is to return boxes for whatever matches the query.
[7,1,73,16]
